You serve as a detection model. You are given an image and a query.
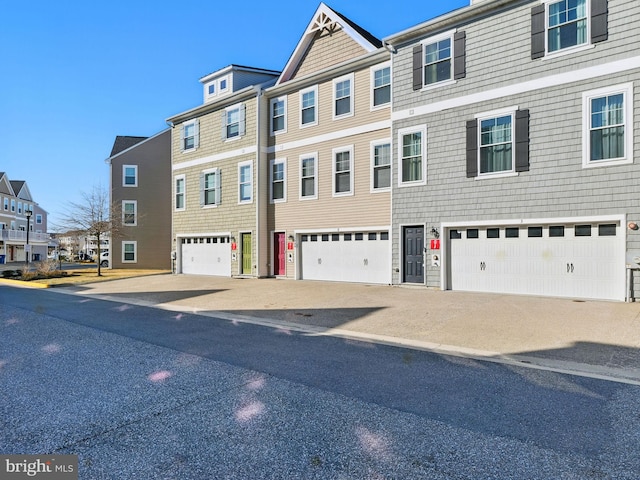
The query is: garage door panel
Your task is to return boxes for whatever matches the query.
[449,222,624,301]
[300,232,390,284]
[181,237,231,276]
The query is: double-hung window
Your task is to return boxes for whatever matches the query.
[223,104,245,140]
[122,200,137,226]
[175,175,185,210]
[466,107,530,178]
[3,198,7,210]
[371,63,391,109]
[531,0,609,59]
[333,146,354,196]
[548,0,587,52]
[371,141,391,191]
[333,73,354,118]
[270,97,287,135]
[270,158,286,203]
[582,83,633,168]
[413,30,466,90]
[479,114,514,175]
[18,202,22,214]
[35,214,42,224]
[300,86,317,127]
[10,199,15,212]
[123,165,137,187]
[181,119,199,152]
[122,241,137,263]
[201,169,221,206]
[299,153,317,200]
[398,127,426,186]
[238,161,253,204]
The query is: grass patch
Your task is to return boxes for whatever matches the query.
[30,268,170,287]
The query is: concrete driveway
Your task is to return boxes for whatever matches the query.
[57,274,640,384]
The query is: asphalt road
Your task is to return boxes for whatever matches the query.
[1,286,639,479]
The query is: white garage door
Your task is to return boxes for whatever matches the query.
[300,231,391,284]
[448,222,625,301]
[181,236,231,276]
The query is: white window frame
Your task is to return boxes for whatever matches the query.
[174,174,186,211]
[181,119,199,152]
[35,214,42,224]
[333,73,354,119]
[299,152,318,201]
[475,106,518,179]
[420,29,456,91]
[10,199,15,212]
[238,161,253,204]
[370,139,391,192]
[332,145,354,197]
[122,241,137,264]
[122,200,137,226]
[3,198,7,210]
[224,103,244,141]
[300,85,318,128]
[582,83,634,169]
[270,96,287,135]
[542,0,592,59]
[204,75,230,102]
[270,158,287,203]
[202,168,221,208]
[398,126,427,187]
[370,62,391,110]
[17,202,22,214]
[122,165,138,187]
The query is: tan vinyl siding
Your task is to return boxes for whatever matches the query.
[293,29,368,80]
[172,97,259,277]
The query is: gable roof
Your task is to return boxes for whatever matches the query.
[277,2,382,85]
[110,136,148,157]
[0,172,14,196]
[9,180,33,201]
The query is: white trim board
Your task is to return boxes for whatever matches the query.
[393,55,640,121]
[172,146,257,171]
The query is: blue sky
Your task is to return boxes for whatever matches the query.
[0,0,468,227]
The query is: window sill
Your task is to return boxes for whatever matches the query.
[582,158,633,169]
[398,180,426,187]
[333,112,354,121]
[201,204,219,209]
[420,79,456,92]
[370,102,391,112]
[542,43,594,60]
[332,191,354,198]
[475,171,519,181]
[300,122,318,129]
[371,187,391,193]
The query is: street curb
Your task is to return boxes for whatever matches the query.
[0,278,51,288]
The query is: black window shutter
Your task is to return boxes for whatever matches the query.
[454,31,466,80]
[466,120,478,178]
[412,45,423,91]
[591,0,608,44]
[515,109,530,173]
[531,5,546,59]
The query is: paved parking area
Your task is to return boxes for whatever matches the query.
[57,274,640,384]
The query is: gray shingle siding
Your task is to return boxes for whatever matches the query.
[390,0,640,294]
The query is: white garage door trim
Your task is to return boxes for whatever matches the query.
[178,234,232,276]
[442,215,626,301]
[298,229,391,284]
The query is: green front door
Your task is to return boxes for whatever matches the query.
[242,233,252,275]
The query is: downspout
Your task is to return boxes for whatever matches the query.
[254,85,263,278]
[384,41,396,285]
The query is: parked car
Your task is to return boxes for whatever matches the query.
[100,251,110,267]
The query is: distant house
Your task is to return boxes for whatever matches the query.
[105,130,172,269]
[0,172,49,263]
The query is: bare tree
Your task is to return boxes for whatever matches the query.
[56,185,124,276]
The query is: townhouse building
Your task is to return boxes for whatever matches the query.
[0,172,49,263]
[264,3,392,283]
[167,65,280,276]
[106,131,172,269]
[384,0,639,301]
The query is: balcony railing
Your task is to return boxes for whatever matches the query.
[0,230,50,243]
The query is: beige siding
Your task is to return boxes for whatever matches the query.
[172,97,259,276]
[293,29,367,80]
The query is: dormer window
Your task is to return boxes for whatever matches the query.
[204,75,231,102]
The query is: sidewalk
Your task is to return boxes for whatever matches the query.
[57,274,640,384]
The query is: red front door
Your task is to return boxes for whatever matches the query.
[274,232,286,276]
